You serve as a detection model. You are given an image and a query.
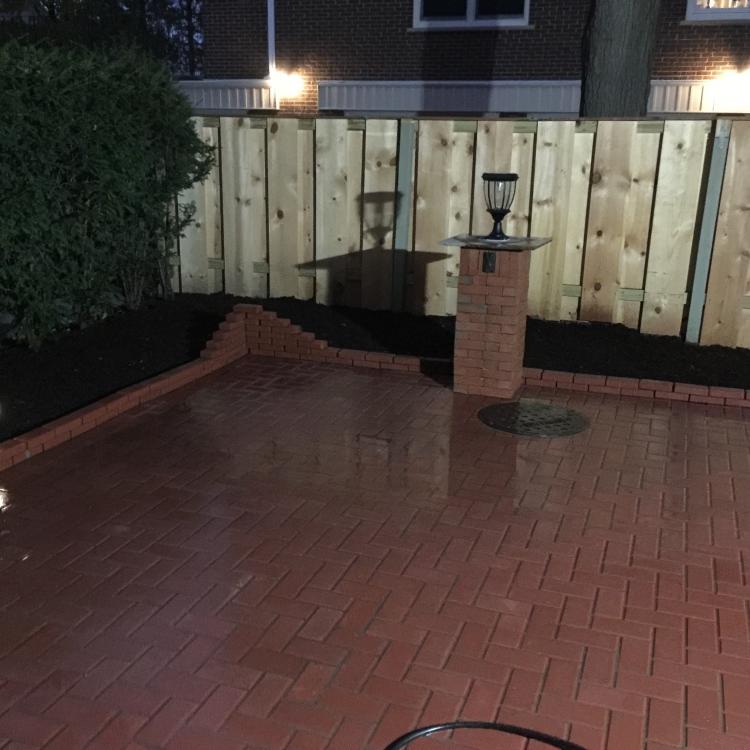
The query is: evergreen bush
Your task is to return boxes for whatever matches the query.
[0,41,213,347]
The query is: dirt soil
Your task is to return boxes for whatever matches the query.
[2,293,750,441]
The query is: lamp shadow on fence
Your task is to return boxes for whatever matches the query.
[296,190,454,386]
[296,190,451,316]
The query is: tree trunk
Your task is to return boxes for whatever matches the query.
[581,0,661,117]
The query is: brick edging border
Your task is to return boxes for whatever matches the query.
[3,303,747,473]
[0,304,421,473]
[0,354,249,475]
[523,368,750,408]
[235,303,421,373]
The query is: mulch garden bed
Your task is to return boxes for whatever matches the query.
[3,292,750,441]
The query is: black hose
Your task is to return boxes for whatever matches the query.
[382,721,589,750]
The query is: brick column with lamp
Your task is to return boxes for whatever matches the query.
[446,172,549,402]
[454,246,532,400]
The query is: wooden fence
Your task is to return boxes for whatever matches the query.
[177,115,750,348]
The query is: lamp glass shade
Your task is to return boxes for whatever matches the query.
[482,172,519,240]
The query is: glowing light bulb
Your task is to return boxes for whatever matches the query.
[708,69,750,113]
[270,68,305,101]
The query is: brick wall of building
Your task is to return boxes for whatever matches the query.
[203,0,750,113]
[655,0,750,79]
[203,0,269,80]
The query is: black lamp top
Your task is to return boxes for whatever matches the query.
[482,172,519,182]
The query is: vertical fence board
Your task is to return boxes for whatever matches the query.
[414,120,451,316]
[274,123,315,301]
[345,126,365,307]
[560,128,595,321]
[361,120,399,310]
[298,126,315,301]
[315,118,348,305]
[581,121,635,321]
[269,119,307,298]
[268,119,314,299]
[701,121,750,347]
[274,120,315,300]
[508,126,536,238]
[315,119,363,305]
[220,117,267,298]
[614,129,661,328]
[581,122,654,324]
[180,118,222,293]
[446,127,475,315]
[471,121,514,234]
[393,119,417,311]
[641,120,711,336]
[528,121,577,319]
[414,121,475,316]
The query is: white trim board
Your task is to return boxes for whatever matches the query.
[177,78,750,115]
[319,80,581,115]
[178,79,278,113]
[318,79,750,115]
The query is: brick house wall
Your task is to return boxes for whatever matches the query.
[655,0,750,79]
[203,0,750,113]
[203,0,268,82]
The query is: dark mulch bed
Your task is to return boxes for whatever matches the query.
[3,292,750,442]
[258,298,455,359]
[0,295,235,442]
[255,297,750,392]
[523,318,750,389]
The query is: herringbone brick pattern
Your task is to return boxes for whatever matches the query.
[1,355,749,749]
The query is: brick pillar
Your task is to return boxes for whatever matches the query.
[454,247,531,400]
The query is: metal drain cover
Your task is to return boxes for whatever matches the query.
[478,399,589,438]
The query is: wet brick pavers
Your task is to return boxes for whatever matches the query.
[1,355,750,750]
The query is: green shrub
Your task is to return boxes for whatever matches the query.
[0,41,213,347]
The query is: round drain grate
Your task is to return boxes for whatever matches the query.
[478,398,589,438]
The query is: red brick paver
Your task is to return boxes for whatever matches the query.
[1,355,750,749]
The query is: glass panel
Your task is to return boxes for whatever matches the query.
[476,0,526,17]
[422,0,468,19]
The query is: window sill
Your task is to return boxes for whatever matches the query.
[408,23,535,32]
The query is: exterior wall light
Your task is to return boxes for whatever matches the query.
[707,69,750,113]
[270,69,304,101]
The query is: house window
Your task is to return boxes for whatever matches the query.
[413,0,530,29]
[686,0,750,22]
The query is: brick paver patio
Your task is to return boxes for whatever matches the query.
[1,355,749,749]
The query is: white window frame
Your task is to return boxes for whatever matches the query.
[412,0,530,30]
[686,0,750,22]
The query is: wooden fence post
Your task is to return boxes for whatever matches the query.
[392,119,416,312]
[685,119,732,344]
